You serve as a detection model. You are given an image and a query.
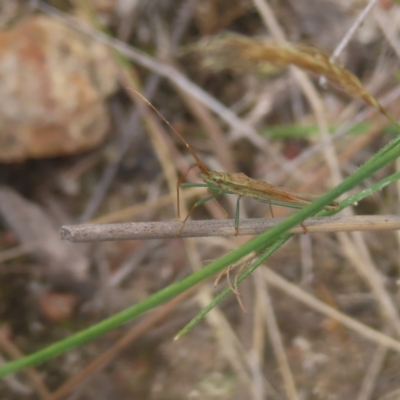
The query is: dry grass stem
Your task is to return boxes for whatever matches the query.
[254,272,299,400]
[341,231,400,334]
[188,32,393,122]
[261,268,400,354]
[331,0,379,62]
[356,344,387,400]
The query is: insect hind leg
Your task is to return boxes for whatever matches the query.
[234,195,243,236]
[178,190,224,235]
[177,164,199,218]
[207,188,228,219]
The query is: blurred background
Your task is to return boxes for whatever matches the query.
[1,0,400,399]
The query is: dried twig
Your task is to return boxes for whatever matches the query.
[331,0,379,62]
[61,215,400,242]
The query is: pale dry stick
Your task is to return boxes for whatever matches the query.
[331,0,379,63]
[396,158,400,276]
[250,280,266,400]
[254,270,299,400]
[255,0,400,341]
[299,233,314,287]
[375,8,400,58]
[108,240,162,288]
[61,215,400,242]
[246,349,265,400]
[36,1,288,168]
[356,344,387,400]
[252,0,285,43]
[343,231,400,334]
[260,267,400,354]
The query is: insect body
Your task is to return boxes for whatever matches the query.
[202,171,338,211]
[129,88,339,235]
[184,171,339,235]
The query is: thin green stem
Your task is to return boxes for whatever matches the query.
[1,137,400,378]
[176,236,288,339]
[176,169,400,338]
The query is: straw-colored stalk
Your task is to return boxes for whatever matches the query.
[186,33,394,123]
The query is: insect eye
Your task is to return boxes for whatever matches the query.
[215,178,223,184]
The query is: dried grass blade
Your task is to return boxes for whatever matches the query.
[185,33,398,127]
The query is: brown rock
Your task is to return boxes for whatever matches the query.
[38,292,79,323]
[0,15,119,162]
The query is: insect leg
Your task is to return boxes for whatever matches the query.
[269,203,274,218]
[207,188,228,219]
[234,195,243,236]
[177,163,199,218]
[257,199,308,234]
[178,190,223,234]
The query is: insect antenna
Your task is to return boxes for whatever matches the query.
[176,163,198,218]
[128,88,213,224]
[127,88,210,177]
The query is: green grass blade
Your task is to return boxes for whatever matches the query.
[176,169,400,338]
[1,136,400,378]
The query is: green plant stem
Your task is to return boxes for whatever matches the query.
[176,169,400,338]
[1,138,400,378]
[176,236,288,339]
